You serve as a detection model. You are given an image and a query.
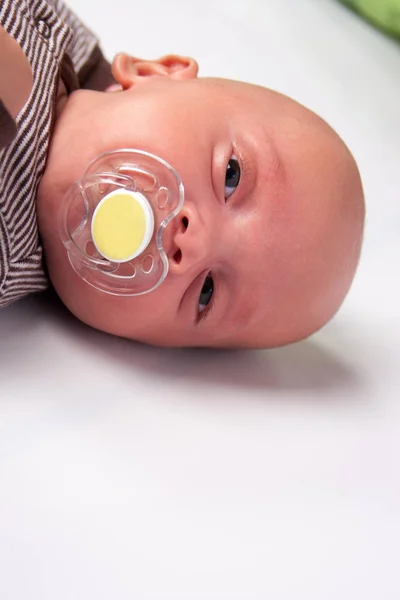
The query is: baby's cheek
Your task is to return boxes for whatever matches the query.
[119,284,176,336]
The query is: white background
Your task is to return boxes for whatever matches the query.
[1,1,400,598]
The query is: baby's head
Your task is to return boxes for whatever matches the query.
[37,53,365,348]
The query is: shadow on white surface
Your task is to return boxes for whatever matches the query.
[0,289,364,397]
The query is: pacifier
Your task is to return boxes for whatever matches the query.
[59,149,184,296]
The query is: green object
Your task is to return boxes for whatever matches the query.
[340,0,400,39]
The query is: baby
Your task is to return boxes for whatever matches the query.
[0,0,365,348]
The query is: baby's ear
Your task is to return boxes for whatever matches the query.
[111,53,198,89]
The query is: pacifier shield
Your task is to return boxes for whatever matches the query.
[91,189,154,263]
[60,149,184,296]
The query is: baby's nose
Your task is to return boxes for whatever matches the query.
[168,203,213,276]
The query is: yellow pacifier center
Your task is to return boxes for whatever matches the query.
[91,189,154,263]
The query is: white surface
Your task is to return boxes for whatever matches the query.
[1,1,400,598]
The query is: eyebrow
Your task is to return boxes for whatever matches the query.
[230,287,257,332]
[207,268,257,336]
[201,133,265,334]
[206,203,260,333]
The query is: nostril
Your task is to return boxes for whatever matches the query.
[173,249,182,264]
[182,216,189,230]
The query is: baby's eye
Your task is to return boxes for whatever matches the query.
[198,274,214,314]
[224,156,241,199]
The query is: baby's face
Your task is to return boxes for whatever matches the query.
[37,60,364,348]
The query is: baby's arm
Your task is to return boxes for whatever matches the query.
[0,0,115,310]
[0,24,32,149]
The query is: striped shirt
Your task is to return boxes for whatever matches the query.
[0,0,112,308]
